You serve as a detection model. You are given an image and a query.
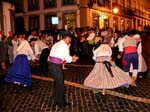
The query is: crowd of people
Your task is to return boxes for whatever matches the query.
[0,27,148,110]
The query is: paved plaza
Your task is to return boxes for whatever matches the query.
[0,61,150,112]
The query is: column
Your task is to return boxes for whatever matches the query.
[40,14,44,30]
[24,16,29,31]
[0,1,4,31]
[24,0,28,31]
[76,9,80,27]
[57,12,63,29]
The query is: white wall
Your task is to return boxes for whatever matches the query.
[2,2,15,36]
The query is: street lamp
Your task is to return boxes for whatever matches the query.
[113,8,119,14]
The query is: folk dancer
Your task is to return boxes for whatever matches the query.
[4,38,36,87]
[49,31,78,109]
[84,41,132,95]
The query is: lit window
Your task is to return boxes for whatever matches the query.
[45,14,57,29]
[63,13,76,29]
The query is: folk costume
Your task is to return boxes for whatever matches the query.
[121,35,138,85]
[4,39,35,86]
[84,43,132,95]
[130,34,147,74]
[49,32,73,108]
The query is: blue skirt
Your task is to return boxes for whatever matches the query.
[4,54,32,86]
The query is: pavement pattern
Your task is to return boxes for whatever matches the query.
[0,63,150,112]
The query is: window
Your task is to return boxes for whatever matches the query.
[29,15,39,30]
[28,0,39,11]
[137,19,140,26]
[44,0,57,8]
[45,14,57,29]
[120,0,125,6]
[92,13,99,28]
[133,18,136,29]
[112,0,118,4]
[113,17,118,30]
[120,0,125,12]
[93,0,97,3]
[62,0,75,5]
[63,13,76,29]
[121,19,125,31]
[104,19,109,29]
[15,17,25,33]
[127,20,131,30]
[97,0,109,8]
[126,0,130,8]
[15,0,24,13]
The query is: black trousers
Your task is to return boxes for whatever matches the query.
[39,48,50,73]
[49,63,65,107]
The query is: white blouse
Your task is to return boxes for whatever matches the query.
[93,44,112,60]
[17,40,35,60]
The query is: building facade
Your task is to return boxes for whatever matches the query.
[0,0,15,35]
[14,0,150,32]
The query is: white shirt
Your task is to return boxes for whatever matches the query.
[93,44,112,60]
[17,40,35,60]
[50,40,72,63]
[34,40,48,56]
[117,37,125,52]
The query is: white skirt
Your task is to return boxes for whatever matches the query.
[84,57,132,89]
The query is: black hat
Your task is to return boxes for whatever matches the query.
[60,31,72,39]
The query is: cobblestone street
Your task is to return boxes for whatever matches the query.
[0,60,150,112]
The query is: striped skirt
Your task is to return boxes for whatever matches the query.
[84,57,132,89]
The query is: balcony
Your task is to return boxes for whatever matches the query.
[93,0,134,17]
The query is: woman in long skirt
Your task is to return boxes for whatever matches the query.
[4,37,36,86]
[84,42,132,95]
